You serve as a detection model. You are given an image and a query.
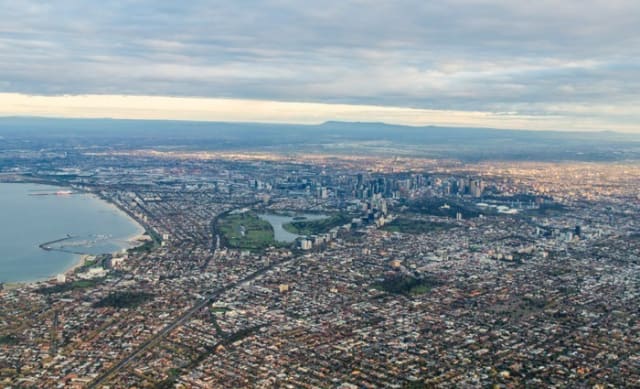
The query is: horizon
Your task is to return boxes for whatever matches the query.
[1,1,640,133]
[0,112,634,137]
[0,93,638,134]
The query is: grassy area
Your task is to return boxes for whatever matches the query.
[128,229,161,254]
[81,258,97,268]
[153,368,182,389]
[523,202,567,216]
[208,314,227,338]
[0,334,18,345]
[73,255,106,274]
[93,291,153,309]
[128,238,156,254]
[373,274,442,296]
[283,213,352,235]
[217,212,278,251]
[226,325,263,344]
[382,217,454,234]
[36,278,103,295]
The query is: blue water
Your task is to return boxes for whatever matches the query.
[0,183,144,283]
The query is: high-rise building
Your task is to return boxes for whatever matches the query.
[470,179,484,197]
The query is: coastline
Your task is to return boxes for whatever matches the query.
[0,181,150,288]
[101,197,148,249]
[3,254,90,290]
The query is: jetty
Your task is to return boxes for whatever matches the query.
[39,235,74,251]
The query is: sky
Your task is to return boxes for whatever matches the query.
[0,0,639,132]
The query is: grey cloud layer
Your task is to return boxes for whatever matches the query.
[1,0,639,129]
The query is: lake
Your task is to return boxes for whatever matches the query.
[258,213,327,242]
[0,183,144,283]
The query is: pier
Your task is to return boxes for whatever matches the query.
[39,235,74,251]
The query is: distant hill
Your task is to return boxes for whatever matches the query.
[1,117,639,162]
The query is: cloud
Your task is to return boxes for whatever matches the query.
[0,0,639,132]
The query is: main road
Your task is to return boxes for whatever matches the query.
[88,239,299,388]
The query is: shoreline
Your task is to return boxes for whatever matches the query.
[0,181,150,288]
[2,253,90,290]
[101,198,148,249]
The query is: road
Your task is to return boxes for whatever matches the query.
[88,219,299,387]
[88,284,229,387]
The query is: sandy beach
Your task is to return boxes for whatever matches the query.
[3,254,92,290]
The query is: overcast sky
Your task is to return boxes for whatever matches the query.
[1,1,639,132]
